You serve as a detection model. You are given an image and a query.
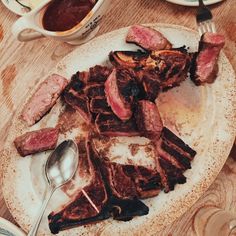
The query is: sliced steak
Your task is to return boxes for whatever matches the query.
[95,113,139,137]
[135,100,163,140]
[191,32,225,85]
[63,92,92,124]
[22,74,68,126]
[126,25,172,51]
[90,97,112,114]
[104,68,133,121]
[48,139,109,234]
[14,128,59,157]
[88,65,112,83]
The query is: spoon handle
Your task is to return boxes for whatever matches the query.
[27,187,54,236]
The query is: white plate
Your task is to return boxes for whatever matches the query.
[1,0,31,15]
[165,0,223,6]
[0,217,25,236]
[1,23,236,236]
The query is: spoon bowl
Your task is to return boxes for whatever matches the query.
[45,140,78,189]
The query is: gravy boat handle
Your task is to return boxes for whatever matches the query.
[11,16,45,42]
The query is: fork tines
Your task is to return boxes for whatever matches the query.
[196,2,216,35]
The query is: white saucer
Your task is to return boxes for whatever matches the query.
[0,217,25,236]
[1,0,31,15]
[165,0,224,6]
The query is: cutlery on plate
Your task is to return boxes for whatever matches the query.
[27,140,79,236]
[196,0,216,35]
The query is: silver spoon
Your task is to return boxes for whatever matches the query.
[28,139,79,236]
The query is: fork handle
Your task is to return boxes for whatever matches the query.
[198,0,205,6]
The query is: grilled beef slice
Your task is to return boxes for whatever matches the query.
[14,128,59,157]
[22,74,68,126]
[135,100,163,140]
[126,25,172,51]
[105,68,135,121]
[191,32,225,85]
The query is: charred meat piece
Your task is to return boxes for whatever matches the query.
[135,100,163,140]
[126,25,172,51]
[109,50,149,70]
[48,139,109,234]
[63,92,92,124]
[154,127,196,192]
[90,97,112,114]
[149,48,191,89]
[122,165,162,199]
[14,128,59,157]
[191,32,225,85]
[84,83,105,98]
[22,74,68,126]
[141,71,161,101]
[49,139,150,234]
[95,113,139,137]
[109,49,191,91]
[88,65,112,83]
[105,68,135,121]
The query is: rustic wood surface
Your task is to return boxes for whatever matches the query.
[0,0,235,235]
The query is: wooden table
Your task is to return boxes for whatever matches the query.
[0,0,235,235]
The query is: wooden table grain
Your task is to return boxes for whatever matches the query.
[0,0,235,235]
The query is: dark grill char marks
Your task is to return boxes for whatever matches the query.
[154,127,196,192]
[84,83,105,98]
[88,65,112,83]
[14,128,59,157]
[190,32,225,85]
[105,68,135,121]
[95,113,139,137]
[149,48,191,90]
[109,50,149,70]
[48,139,109,234]
[141,71,161,101]
[63,92,92,124]
[126,25,172,51]
[109,48,191,92]
[135,100,163,140]
[49,139,151,234]
[90,97,112,114]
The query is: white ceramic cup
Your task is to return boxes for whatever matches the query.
[11,0,110,44]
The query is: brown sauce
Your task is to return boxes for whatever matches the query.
[42,0,95,32]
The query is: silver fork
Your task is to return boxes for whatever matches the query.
[196,0,216,35]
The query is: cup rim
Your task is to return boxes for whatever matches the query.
[30,0,105,37]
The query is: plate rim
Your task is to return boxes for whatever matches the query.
[165,0,223,6]
[1,22,236,235]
